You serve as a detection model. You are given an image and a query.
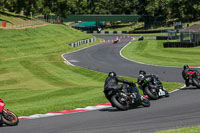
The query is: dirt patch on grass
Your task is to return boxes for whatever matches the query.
[0,23,51,30]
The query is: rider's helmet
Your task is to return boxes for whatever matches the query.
[108,71,116,77]
[139,70,146,75]
[183,65,189,70]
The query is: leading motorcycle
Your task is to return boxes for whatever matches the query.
[0,98,19,126]
[104,84,150,111]
[183,70,200,88]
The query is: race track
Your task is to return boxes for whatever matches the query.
[63,35,187,83]
[1,35,200,133]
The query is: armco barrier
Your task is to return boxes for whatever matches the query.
[69,37,96,47]
[83,29,171,34]
[156,36,168,40]
[117,31,122,34]
[163,42,200,48]
[130,29,171,34]
[157,35,179,40]
[113,31,117,34]
[109,31,113,34]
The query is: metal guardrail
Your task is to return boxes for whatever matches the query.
[82,30,170,34]
[69,37,96,47]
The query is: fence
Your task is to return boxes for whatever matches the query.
[0,19,47,29]
[83,29,170,34]
[156,35,179,40]
[69,37,96,47]
[163,42,200,48]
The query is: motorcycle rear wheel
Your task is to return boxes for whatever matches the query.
[2,110,19,126]
[111,95,129,111]
[144,87,159,100]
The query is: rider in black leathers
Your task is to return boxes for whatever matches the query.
[182,65,200,87]
[104,71,140,104]
[137,70,158,96]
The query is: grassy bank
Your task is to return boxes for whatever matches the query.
[156,125,200,133]
[122,40,200,67]
[0,24,106,116]
[0,11,46,28]
[0,25,183,116]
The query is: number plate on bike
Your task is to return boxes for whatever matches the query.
[158,89,165,96]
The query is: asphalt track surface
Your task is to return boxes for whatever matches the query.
[64,35,200,83]
[1,35,200,133]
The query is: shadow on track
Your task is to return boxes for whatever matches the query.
[180,86,199,90]
[99,105,144,112]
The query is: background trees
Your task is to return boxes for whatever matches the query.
[0,0,199,22]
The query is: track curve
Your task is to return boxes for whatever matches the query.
[1,35,200,133]
[63,35,193,83]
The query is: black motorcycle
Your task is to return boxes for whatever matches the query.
[113,39,119,44]
[138,75,169,100]
[104,84,150,111]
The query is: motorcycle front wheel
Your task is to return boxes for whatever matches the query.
[192,78,200,88]
[144,87,159,100]
[141,98,150,107]
[2,110,19,126]
[165,90,169,97]
[111,95,129,111]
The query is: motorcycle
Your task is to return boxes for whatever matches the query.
[137,75,169,100]
[113,39,119,44]
[104,84,150,111]
[184,70,200,88]
[0,98,19,126]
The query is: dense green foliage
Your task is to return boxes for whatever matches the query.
[0,0,200,21]
[122,40,200,66]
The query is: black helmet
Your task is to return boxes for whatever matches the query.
[139,70,146,75]
[183,65,189,70]
[108,71,116,77]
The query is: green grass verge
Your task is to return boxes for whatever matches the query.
[122,40,200,67]
[0,24,105,116]
[156,125,200,133]
[0,24,183,116]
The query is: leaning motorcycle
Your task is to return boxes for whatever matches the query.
[0,98,19,126]
[184,71,200,88]
[113,39,119,44]
[104,85,150,111]
[138,75,169,100]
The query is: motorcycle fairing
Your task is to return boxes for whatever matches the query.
[0,100,5,112]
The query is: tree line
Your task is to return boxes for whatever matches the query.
[0,0,200,22]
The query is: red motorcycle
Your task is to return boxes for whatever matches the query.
[0,98,19,126]
[184,71,200,88]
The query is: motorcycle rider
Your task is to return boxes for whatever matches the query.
[137,70,158,98]
[104,71,140,105]
[182,65,200,87]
